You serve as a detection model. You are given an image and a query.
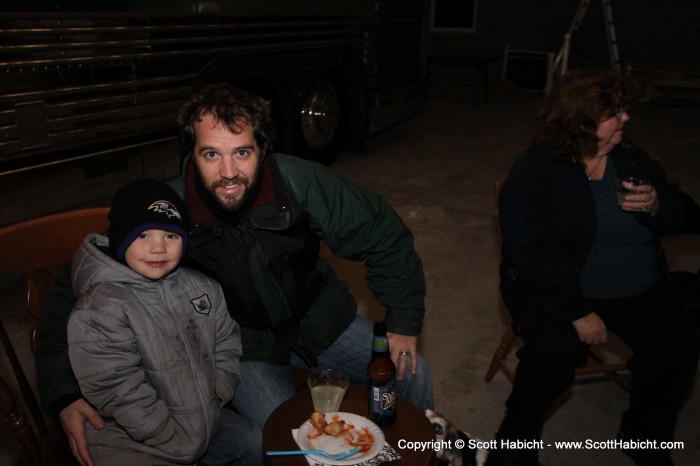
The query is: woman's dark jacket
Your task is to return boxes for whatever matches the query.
[499,140,685,325]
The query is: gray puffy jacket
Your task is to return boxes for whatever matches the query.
[68,233,241,464]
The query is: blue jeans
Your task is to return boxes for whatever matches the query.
[202,406,263,466]
[231,314,434,430]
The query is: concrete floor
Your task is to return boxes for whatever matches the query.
[1,84,699,465]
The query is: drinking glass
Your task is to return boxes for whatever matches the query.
[307,368,349,413]
[617,176,650,206]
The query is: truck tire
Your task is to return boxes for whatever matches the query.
[298,78,346,165]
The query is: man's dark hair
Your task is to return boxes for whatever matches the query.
[177,84,278,159]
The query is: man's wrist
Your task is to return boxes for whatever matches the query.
[48,393,83,420]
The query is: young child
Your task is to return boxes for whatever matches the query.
[67,179,241,466]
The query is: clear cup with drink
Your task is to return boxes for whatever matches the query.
[617,176,650,206]
[307,368,349,413]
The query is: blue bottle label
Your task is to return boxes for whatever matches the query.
[370,380,396,415]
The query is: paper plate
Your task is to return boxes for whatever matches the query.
[295,412,385,465]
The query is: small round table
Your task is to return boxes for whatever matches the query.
[263,385,435,465]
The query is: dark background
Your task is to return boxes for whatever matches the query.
[430,0,700,74]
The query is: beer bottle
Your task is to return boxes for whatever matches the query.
[367,321,397,426]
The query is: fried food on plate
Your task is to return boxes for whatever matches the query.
[309,411,346,436]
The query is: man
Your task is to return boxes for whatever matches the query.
[37,84,434,466]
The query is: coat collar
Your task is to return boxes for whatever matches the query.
[184,155,294,230]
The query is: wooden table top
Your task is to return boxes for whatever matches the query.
[263,384,435,465]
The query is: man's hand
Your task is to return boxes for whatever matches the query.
[58,399,105,466]
[572,312,608,346]
[387,333,418,380]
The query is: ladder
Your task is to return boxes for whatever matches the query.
[550,0,621,89]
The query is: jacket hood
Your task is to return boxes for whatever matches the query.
[71,233,179,297]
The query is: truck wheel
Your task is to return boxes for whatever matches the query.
[298,78,345,165]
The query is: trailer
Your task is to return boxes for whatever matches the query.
[0,0,429,225]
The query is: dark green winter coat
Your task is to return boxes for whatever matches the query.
[175,153,425,364]
[37,153,426,416]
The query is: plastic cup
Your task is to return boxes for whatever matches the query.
[617,176,650,206]
[307,368,349,413]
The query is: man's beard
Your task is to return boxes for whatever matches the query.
[208,176,251,212]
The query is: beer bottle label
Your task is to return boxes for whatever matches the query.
[372,336,389,352]
[370,380,396,415]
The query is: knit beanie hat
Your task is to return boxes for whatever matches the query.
[108,179,189,262]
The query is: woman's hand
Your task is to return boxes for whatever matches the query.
[620,181,658,215]
[572,312,608,345]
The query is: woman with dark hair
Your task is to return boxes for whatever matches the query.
[487,69,699,466]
